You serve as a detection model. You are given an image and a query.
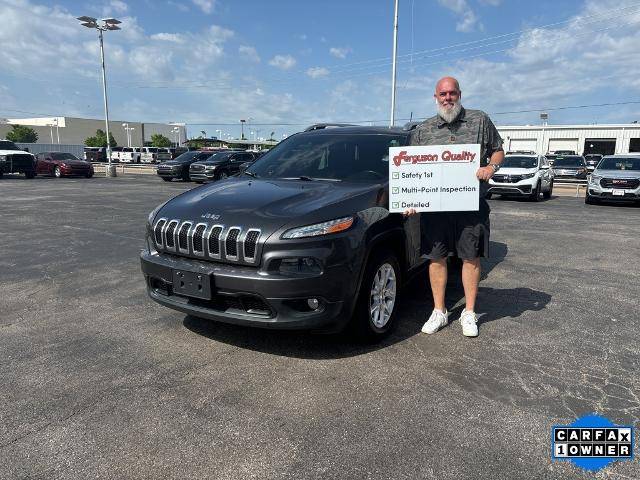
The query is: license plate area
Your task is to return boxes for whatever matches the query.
[172,268,212,299]
[612,189,625,196]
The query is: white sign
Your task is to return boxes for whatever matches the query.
[388,144,480,212]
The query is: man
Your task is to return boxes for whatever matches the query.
[404,76,504,337]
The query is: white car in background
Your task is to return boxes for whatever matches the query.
[109,146,123,163]
[119,147,142,163]
[141,147,171,164]
[487,152,554,201]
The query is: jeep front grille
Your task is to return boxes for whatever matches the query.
[153,218,262,264]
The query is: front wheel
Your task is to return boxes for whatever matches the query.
[161,177,172,182]
[543,180,553,199]
[585,192,597,205]
[217,171,228,180]
[530,181,541,201]
[350,250,401,342]
[25,170,36,179]
[54,166,62,178]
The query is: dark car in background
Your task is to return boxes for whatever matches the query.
[584,154,603,172]
[36,152,94,178]
[586,155,640,205]
[84,147,107,162]
[157,151,214,181]
[0,140,36,179]
[141,125,420,341]
[550,155,588,180]
[189,150,256,183]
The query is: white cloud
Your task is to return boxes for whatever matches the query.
[192,0,215,14]
[268,54,296,70]
[437,0,481,32]
[480,0,501,5]
[306,67,330,78]
[297,34,307,41]
[151,32,186,43]
[167,1,189,12]
[239,45,260,62]
[329,47,352,59]
[109,0,129,14]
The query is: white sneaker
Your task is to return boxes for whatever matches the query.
[460,310,479,337]
[422,309,449,334]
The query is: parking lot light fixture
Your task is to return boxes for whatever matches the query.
[78,16,121,177]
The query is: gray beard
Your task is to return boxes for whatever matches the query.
[437,102,463,124]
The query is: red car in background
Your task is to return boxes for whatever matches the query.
[35,152,94,178]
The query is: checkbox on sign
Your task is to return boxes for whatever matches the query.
[392,187,399,194]
[392,202,399,209]
[392,172,399,179]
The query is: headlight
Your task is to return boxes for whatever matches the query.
[590,175,601,185]
[205,165,217,170]
[520,173,535,179]
[0,154,6,162]
[281,216,354,239]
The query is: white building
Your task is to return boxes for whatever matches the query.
[0,116,186,147]
[497,123,640,156]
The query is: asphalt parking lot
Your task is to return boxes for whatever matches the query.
[1,174,638,479]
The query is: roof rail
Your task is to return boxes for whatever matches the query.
[506,150,536,155]
[303,123,357,132]
[402,121,420,131]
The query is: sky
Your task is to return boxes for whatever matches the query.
[1,0,640,141]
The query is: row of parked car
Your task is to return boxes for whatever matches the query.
[0,139,94,179]
[156,149,262,182]
[486,150,640,205]
[84,146,185,163]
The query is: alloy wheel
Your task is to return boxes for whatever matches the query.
[369,263,397,328]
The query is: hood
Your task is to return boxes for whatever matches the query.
[159,160,184,166]
[496,167,538,175]
[55,159,88,166]
[157,177,382,234]
[196,159,228,166]
[593,169,640,178]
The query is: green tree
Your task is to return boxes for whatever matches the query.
[6,125,38,143]
[85,129,116,147]
[151,133,172,148]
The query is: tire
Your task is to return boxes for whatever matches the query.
[485,192,493,199]
[0,171,3,179]
[350,250,401,342]
[85,172,93,178]
[161,177,172,182]
[530,181,541,201]
[543,180,553,199]
[217,171,228,180]
[585,192,597,205]
[25,170,35,179]
[54,166,62,178]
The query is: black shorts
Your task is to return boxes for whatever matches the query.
[420,200,490,261]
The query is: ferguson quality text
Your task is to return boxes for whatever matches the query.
[392,149,477,166]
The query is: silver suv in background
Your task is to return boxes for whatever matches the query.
[487,152,554,201]
[141,147,171,164]
[585,155,640,205]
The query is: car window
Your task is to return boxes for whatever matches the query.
[248,132,409,182]
[552,156,585,167]
[598,157,640,170]
[52,153,79,160]
[501,156,538,169]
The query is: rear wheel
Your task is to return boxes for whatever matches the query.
[350,250,401,342]
[25,170,35,179]
[161,177,172,182]
[543,180,553,199]
[54,166,62,178]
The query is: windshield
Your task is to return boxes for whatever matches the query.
[502,156,538,169]
[597,157,640,171]
[553,156,584,167]
[247,132,408,182]
[0,141,19,151]
[52,153,80,161]
[203,152,231,162]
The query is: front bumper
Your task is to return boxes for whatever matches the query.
[189,171,216,181]
[157,169,182,179]
[140,249,354,332]
[587,181,640,202]
[487,180,534,195]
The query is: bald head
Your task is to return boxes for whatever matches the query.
[434,76,463,123]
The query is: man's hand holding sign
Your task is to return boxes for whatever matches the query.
[401,76,504,338]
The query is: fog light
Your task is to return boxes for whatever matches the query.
[277,257,322,275]
[307,298,319,310]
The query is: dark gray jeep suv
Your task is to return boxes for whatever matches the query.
[141,125,425,340]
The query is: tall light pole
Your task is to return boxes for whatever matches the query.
[78,16,121,177]
[389,0,399,127]
[240,119,246,140]
[122,123,130,147]
[54,118,60,144]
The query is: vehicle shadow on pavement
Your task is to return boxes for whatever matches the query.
[182,241,549,357]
